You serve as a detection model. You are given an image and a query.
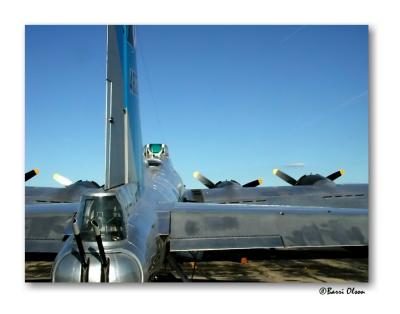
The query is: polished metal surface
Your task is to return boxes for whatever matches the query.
[53,250,143,283]
[183,183,368,209]
[168,203,367,251]
[25,203,77,253]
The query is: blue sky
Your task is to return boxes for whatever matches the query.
[25,25,368,188]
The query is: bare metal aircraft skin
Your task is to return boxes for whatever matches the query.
[25,26,368,282]
[26,181,99,204]
[184,174,367,209]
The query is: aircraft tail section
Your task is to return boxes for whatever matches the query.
[105,25,143,191]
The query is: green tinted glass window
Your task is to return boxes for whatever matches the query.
[150,144,162,154]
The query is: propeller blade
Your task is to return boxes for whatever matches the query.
[273,169,297,186]
[193,171,215,189]
[25,168,39,182]
[242,178,263,188]
[53,173,73,186]
[326,169,345,181]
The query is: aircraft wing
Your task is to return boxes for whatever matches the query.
[159,202,368,252]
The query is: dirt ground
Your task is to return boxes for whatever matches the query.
[177,258,368,282]
[25,250,368,283]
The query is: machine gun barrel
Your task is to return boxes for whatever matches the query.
[90,219,107,266]
[91,219,110,282]
[72,212,89,282]
[72,213,87,267]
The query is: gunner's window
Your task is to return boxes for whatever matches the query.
[78,196,126,242]
[144,143,169,161]
[150,144,162,154]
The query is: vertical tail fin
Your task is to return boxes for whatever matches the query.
[105,25,143,190]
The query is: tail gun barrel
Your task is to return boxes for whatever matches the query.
[91,219,110,282]
[72,212,89,281]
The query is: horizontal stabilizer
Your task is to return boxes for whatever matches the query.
[164,202,368,252]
